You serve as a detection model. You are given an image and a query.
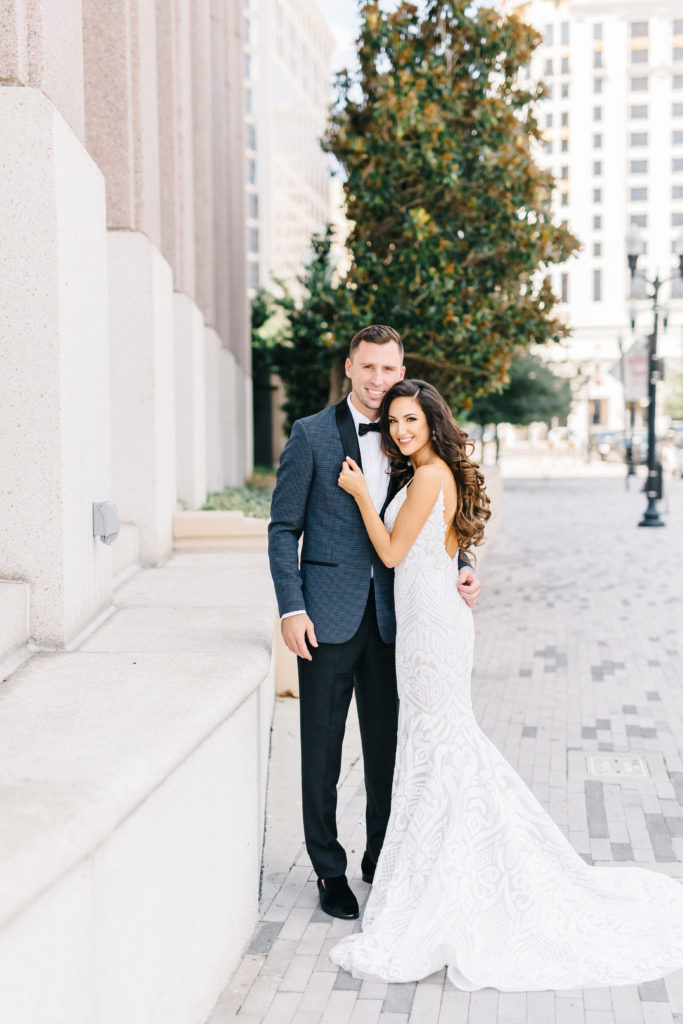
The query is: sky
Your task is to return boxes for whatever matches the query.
[314,0,361,75]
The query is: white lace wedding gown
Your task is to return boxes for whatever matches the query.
[330,484,683,991]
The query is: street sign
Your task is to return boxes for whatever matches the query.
[610,339,649,402]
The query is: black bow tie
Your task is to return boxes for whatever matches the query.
[358,422,381,436]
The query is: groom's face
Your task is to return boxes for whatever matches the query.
[345,341,405,420]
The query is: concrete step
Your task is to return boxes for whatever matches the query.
[0,549,276,1024]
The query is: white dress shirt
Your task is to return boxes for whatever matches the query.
[346,394,391,515]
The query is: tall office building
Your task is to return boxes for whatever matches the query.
[243,0,334,294]
[514,0,683,443]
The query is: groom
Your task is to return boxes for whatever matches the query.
[268,325,481,919]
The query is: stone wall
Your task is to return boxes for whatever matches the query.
[0,0,250,650]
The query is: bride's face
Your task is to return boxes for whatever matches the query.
[387,396,431,459]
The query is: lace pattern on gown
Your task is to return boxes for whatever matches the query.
[329,484,683,990]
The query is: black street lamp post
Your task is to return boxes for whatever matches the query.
[625,228,683,528]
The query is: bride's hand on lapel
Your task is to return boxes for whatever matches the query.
[338,457,369,501]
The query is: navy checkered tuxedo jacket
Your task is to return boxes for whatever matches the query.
[268,398,398,645]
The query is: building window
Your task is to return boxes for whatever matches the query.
[675,20,683,32]
[247,158,257,184]
[244,53,252,79]
[545,84,554,100]
[631,49,648,64]
[561,22,569,45]
[673,212,683,227]
[675,76,683,90]
[593,51,603,68]
[248,227,259,253]
[630,159,648,173]
[673,185,683,199]
[545,59,553,75]
[545,113,553,128]
[561,273,569,301]
[675,47,683,62]
[246,123,257,150]
[593,242,602,257]
[561,139,569,152]
[631,214,647,227]
[561,111,569,127]
[594,23,603,39]
[545,139,553,154]
[593,133,602,148]
[594,78,603,94]
[248,192,259,218]
[630,132,648,146]
[593,269,602,301]
[673,157,683,171]
[561,83,569,98]
[674,103,683,117]
[630,77,648,91]
[544,24,554,45]
[593,160,602,175]
[593,215,602,229]
[631,22,648,37]
[593,106,602,121]
[561,165,569,179]
[630,187,648,200]
[245,89,254,115]
[593,188,602,202]
[561,192,569,206]
[561,56,569,74]
[630,104,648,118]
[674,130,683,145]
[248,261,260,290]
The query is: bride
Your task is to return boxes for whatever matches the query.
[331,378,683,991]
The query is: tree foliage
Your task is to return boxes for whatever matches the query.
[470,351,572,427]
[324,0,579,412]
[251,229,350,433]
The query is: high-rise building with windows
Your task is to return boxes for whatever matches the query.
[243,0,334,295]
[513,0,683,443]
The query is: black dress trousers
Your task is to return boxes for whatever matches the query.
[298,582,399,880]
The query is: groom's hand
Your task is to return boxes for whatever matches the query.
[282,613,319,660]
[457,567,481,609]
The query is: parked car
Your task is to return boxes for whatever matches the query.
[589,430,648,464]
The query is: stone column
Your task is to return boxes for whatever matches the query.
[83,0,177,564]
[0,86,112,646]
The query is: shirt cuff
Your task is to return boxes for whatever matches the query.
[281,609,306,620]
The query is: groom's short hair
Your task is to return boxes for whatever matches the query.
[349,324,404,361]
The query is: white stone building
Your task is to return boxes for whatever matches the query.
[515,0,683,446]
[244,0,334,294]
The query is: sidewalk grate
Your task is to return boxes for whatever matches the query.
[586,755,650,778]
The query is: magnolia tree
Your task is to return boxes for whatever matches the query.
[324,0,579,412]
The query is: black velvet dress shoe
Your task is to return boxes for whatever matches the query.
[361,851,376,884]
[317,875,359,919]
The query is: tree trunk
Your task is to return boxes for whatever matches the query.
[327,357,347,407]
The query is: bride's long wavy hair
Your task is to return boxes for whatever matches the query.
[379,379,491,558]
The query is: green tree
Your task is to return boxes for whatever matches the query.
[252,228,351,433]
[324,0,579,412]
[470,351,572,461]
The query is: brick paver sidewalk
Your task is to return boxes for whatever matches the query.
[209,474,683,1024]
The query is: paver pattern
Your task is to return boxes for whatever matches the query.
[209,472,683,1024]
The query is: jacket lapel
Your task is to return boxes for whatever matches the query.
[380,475,400,520]
[335,398,363,471]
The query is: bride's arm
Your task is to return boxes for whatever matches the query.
[338,458,441,569]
